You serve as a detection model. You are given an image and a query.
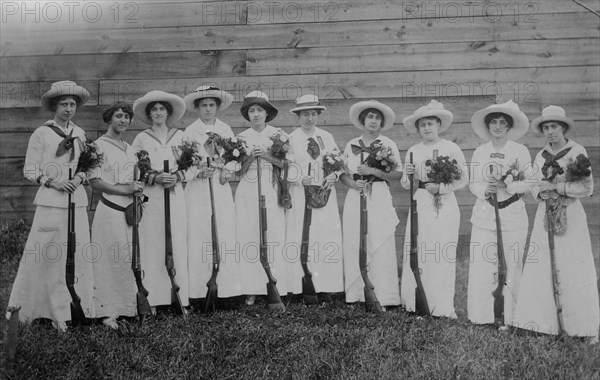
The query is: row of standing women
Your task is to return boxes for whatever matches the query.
[6,81,598,343]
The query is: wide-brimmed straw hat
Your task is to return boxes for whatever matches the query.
[531,105,574,134]
[133,90,185,125]
[240,91,278,122]
[402,100,453,134]
[348,100,396,131]
[183,85,233,112]
[471,100,529,141]
[40,81,90,112]
[290,94,327,114]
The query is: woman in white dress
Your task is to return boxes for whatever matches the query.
[182,86,242,304]
[340,100,402,309]
[6,81,94,332]
[89,102,142,329]
[131,91,189,312]
[400,100,467,319]
[513,106,599,344]
[467,100,532,327]
[234,91,288,304]
[285,95,344,298]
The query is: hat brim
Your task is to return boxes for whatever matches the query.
[402,110,453,134]
[290,105,327,114]
[40,83,91,112]
[531,115,574,134]
[183,89,233,113]
[133,91,185,125]
[240,97,279,122]
[471,105,529,141]
[348,101,396,131]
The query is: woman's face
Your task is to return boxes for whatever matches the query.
[54,96,77,123]
[541,121,566,145]
[298,109,319,131]
[248,105,267,126]
[487,116,510,139]
[197,98,218,124]
[108,108,131,135]
[417,117,440,142]
[149,102,169,125]
[363,112,382,132]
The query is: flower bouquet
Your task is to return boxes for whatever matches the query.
[322,149,347,178]
[565,154,591,182]
[425,155,462,215]
[176,139,202,171]
[268,128,291,160]
[206,131,249,171]
[76,142,104,176]
[363,141,398,173]
[136,150,154,181]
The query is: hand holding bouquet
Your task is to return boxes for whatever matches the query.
[425,155,462,215]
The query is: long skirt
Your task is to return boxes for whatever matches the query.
[401,188,459,318]
[7,205,94,323]
[235,163,288,295]
[513,200,599,337]
[138,184,189,307]
[467,225,526,325]
[343,182,400,306]
[186,177,242,299]
[285,183,344,294]
[90,200,137,319]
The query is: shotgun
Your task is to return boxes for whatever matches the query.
[66,168,87,326]
[545,189,565,336]
[300,163,318,304]
[163,160,186,316]
[490,165,507,326]
[257,157,285,310]
[409,152,430,316]
[203,157,220,313]
[358,154,383,313]
[132,166,151,322]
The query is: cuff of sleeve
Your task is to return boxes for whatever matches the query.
[147,173,157,186]
[36,174,47,185]
[175,170,185,183]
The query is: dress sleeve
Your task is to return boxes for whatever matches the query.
[23,128,45,184]
[468,147,488,200]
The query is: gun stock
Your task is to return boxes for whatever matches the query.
[163,160,186,316]
[490,187,507,326]
[132,166,151,322]
[546,198,565,337]
[66,168,87,326]
[203,157,220,313]
[257,157,285,310]
[409,152,430,316]
[300,163,318,305]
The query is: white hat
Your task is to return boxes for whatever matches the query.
[402,100,453,134]
[40,81,90,112]
[531,105,574,134]
[348,100,396,131]
[183,85,233,112]
[240,91,278,122]
[133,90,185,125]
[471,100,529,141]
[290,94,327,114]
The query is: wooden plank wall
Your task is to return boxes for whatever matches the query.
[1,0,598,262]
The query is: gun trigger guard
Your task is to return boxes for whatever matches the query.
[418,268,423,275]
[141,270,145,280]
[74,276,79,284]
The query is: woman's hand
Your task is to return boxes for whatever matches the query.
[301,175,313,186]
[404,162,415,175]
[219,169,232,185]
[353,179,367,192]
[324,172,337,186]
[425,182,440,195]
[197,163,215,180]
[155,172,177,188]
[539,181,557,193]
[356,164,375,176]
[125,181,144,195]
[51,180,77,193]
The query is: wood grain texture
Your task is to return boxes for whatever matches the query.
[2,12,597,56]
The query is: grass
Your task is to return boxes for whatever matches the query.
[1,220,599,379]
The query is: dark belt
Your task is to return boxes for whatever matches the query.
[418,181,428,189]
[487,194,521,209]
[100,195,127,212]
[352,174,385,183]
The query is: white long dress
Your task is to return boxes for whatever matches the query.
[131,128,189,307]
[342,135,401,306]
[467,139,532,325]
[285,127,344,294]
[7,120,94,323]
[235,125,289,296]
[183,118,242,299]
[400,139,467,318]
[513,139,599,338]
[89,135,137,319]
